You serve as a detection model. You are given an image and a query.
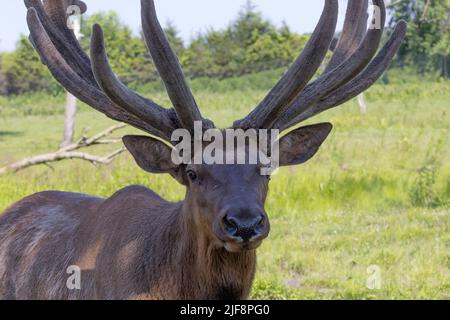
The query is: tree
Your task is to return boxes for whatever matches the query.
[183,1,308,78]
[1,35,56,95]
[0,54,8,95]
[61,13,83,148]
[80,11,185,87]
[389,0,450,77]
[164,21,185,56]
[431,3,450,78]
[244,24,309,73]
[230,0,272,46]
[80,11,156,85]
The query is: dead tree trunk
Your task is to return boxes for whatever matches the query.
[444,55,448,79]
[61,10,83,148]
[357,93,367,114]
[61,92,77,148]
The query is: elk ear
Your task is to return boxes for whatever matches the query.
[123,135,187,185]
[278,123,333,167]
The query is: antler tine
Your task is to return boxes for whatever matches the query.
[308,22,408,121]
[141,0,213,131]
[25,0,95,84]
[90,24,178,134]
[325,0,369,73]
[42,1,90,65]
[234,0,339,130]
[278,21,407,131]
[43,1,87,24]
[273,0,387,130]
[26,7,174,141]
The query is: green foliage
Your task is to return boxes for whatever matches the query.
[409,162,443,208]
[183,4,307,78]
[0,2,449,300]
[0,5,306,95]
[389,0,450,77]
[0,36,57,95]
[0,54,7,95]
[0,90,74,118]
[80,11,157,86]
[3,67,449,119]
[0,1,449,93]
[1,84,450,300]
[0,69,449,299]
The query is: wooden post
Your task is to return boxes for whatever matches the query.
[61,15,83,148]
[61,92,78,148]
[357,93,367,114]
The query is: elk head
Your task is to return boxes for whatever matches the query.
[25,0,406,253]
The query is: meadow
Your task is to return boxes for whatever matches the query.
[0,69,449,299]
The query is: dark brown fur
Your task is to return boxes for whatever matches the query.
[0,124,335,300]
[0,186,257,300]
[11,0,404,301]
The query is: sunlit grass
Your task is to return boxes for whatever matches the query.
[0,71,449,299]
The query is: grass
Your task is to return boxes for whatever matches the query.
[0,69,449,299]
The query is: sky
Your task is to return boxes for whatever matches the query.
[0,0,350,52]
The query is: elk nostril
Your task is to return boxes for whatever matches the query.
[222,214,266,242]
[223,216,238,236]
[256,215,265,226]
[255,215,265,233]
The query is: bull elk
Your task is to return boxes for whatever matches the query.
[0,0,405,300]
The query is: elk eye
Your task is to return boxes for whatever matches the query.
[186,170,197,181]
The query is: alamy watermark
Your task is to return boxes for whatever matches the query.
[66,5,84,39]
[366,265,382,290]
[171,122,280,176]
[66,265,81,290]
[369,4,383,30]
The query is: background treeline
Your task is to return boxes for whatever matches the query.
[0,0,449,96]
[390,0,450,77]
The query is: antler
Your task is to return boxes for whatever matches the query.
[325,0,368,72]
[236,0,407,132]
[26,0,405,139]
[234,0,339,130]
[141,0,213,131]
[25,0,212,143]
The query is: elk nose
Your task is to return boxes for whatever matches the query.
[222,214,266,242]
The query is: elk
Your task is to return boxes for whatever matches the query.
[0,0,405,300]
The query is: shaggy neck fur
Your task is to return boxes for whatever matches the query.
[166,197,257,300]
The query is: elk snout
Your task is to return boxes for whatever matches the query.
[220,208,269,244]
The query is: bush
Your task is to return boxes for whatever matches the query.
[0,36,57,95]
[409,164,443,208]
[0,5,308,96]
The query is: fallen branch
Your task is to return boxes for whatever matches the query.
[59,123,127,152]
[0,123,128,175]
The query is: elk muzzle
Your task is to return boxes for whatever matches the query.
[218,206,270,252]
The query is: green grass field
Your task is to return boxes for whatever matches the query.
[0,70,449,299]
